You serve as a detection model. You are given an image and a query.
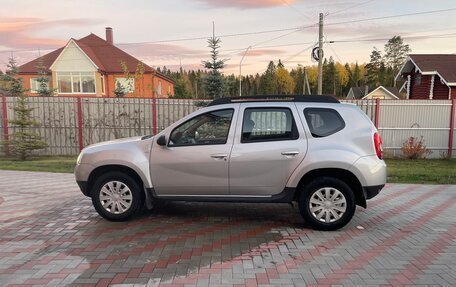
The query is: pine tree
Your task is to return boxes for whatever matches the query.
[113,81,127,98]
[202,28,227,99]
[35,58,53,97]
[351,62,362,87]
[2,57,47,160]
[384,36,411,86]
[365,47,383,87]
[259,61,277,95]
[322,57,337,95]
[0,69,7,92]
[290,66,304,94]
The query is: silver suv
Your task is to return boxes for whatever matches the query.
[75,96,386,230]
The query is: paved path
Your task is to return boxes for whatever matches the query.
[0,170,455,287]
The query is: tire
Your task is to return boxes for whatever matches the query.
[299,177,355,231]
[90,171,144,221]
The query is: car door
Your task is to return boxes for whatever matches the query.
[229,103,307,196]
[150,107,237,196]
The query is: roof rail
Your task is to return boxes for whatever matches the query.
[207,95,340,106]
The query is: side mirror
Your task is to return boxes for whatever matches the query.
[156,135,167,146]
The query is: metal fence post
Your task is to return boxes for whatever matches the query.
[77,97,84,152]
[1,96,10,156]
[448,98,456,158]
[152,97,158,135]
[374,98,381,129]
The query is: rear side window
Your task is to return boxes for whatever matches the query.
[304,108,345,137]
[242,108,299,143]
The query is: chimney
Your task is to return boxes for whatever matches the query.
[364,85,369,96]
[105,27,113,45]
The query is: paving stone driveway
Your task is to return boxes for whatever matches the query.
[0,170,455,287]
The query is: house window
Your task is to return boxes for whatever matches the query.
[157,81,162,96]
[414,74,421,86]
[168,86,171,95]
[115,77,135,92]
[30,78,49,93]
[57,72,96,94]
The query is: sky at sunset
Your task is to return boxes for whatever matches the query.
[0,0,455,75]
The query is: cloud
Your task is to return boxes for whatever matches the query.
[0,17,101,49]
[193,0,295,9]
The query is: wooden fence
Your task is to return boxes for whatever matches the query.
[1,96,455,158]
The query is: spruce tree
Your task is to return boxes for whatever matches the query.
[365,48,383,87]
[2,57,47,160]
[202,28,226,99]
[259,61,277,95]
[35,58,53,97]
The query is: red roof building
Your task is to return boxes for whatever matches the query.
[396,54,456,100]
[18,28,174,98]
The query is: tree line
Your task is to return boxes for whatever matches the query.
[163,35,410,99]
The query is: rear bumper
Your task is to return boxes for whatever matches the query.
[363,184,384,200]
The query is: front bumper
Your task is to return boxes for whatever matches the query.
[75,162,93,197]
[77,181,89,196]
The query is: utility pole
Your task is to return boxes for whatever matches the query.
[303,67,311,95]
[239,46,251,97]
[317,13,324,95]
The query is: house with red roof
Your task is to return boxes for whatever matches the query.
[396,54,456,99]
[18,28,174,98]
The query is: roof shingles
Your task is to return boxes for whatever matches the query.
[409,54,456,84]
[18,33,159,76]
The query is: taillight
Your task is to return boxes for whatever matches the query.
[374,133,383,159]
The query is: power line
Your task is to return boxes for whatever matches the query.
[0,24,318,55]
[328,32,456,44]
[0,7,455,56]
[279,0,316,22]
[3,31,456,61]
[252,43,316,75]
[327,43,344,63]
[325,7,456,26]
[327,0,377,16]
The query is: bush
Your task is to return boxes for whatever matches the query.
[401,136,431,159]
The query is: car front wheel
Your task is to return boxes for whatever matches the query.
[91,172,144,221]
[299,177,355,231]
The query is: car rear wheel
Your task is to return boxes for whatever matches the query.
[299,177,355,231]
[91,172,144,221]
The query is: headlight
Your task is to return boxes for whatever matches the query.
[76,153,83,164]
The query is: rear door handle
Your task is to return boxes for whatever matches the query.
[211,154,228,159]
[281,151,300,156]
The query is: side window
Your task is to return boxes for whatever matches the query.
[169,109,234,146]
[241,108,298,143]
[304,108,345,138]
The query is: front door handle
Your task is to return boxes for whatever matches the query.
[281,151,300,156]
[211,154,228,159]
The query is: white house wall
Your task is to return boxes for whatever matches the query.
[365,89,395,99]
[52,41,97,72]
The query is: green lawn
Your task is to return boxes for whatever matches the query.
[385,159,456,184]
[0,156,455,184]
[0,156,77,173]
